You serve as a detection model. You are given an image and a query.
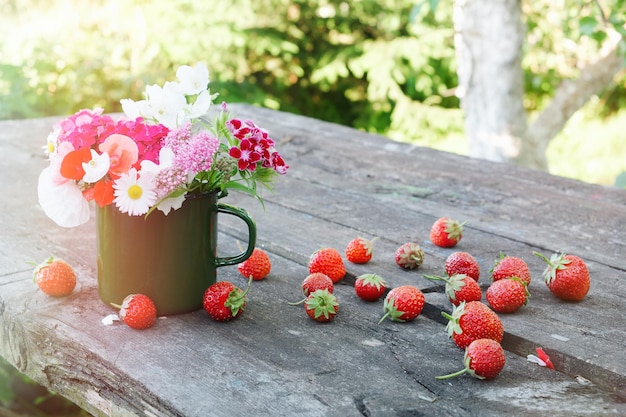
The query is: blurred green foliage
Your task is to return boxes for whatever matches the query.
[0,0,624,185]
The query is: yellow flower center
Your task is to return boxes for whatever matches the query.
[127,184,143,200]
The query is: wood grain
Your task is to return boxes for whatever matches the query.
[1,107,625,416]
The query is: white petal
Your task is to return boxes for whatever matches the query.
[526,354,547,367]
[176,63,209,95]
[156,193,186,215]
[82,150,111,183]
[38,167,90,227]
[101,314,120,325]
[186,90,213,118]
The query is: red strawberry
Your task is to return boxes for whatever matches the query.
[486,277,529,313]
[394,242,425,270]
[117,294,157,330]
[424,274,482,306]
[430,217,465,248]
[491,254,531,285]
[443,301,504,349]
[436,339,506,380]
[379,285,425,323]
[445,251,480,281]
[308,248,346,283]
[203,277,252,321]
[305,289,339,322]
[288,273,334,306]
[354,273,387,302]
[345,237,378,264]
[33,256,77,297]
[302,272,334,296]
[238,248,271,281]
[534,251,590,301]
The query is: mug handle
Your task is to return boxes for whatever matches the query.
[215,203,257,268]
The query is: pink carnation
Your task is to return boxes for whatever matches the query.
[56,109,116,150]
[113,118,169,165]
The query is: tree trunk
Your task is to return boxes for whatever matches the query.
[525,36,625,165]
[453,0,533,166]
[454,0,625,172]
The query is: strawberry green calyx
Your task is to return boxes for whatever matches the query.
[442,301,466,337]
[359,273,386,291]
[226,276,253,317]
[424,274,467,302]
[444,219,466,241]
[533,251,571,285]
[395,243,425,269]
[379,295,406,323]
[305,289,339,320]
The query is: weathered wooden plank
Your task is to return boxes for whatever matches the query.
[1,246,623,417]
[1,110,625,417]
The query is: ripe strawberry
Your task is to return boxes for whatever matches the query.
[288,273,334,306]
[486,277,529,313]
[33,256,77,297]
[345,237,378,264]
[302,272,334,296]
[308,248,346,283]
[491,253,531,285]
[443,301,504,349]
[430,217,465,248]
[534,251,590,301]
[117,294,157,330]
[305,289,339,323]
[436,339,506,380]
[424,274,482,306]
[445,251,480,281]
[379,285,425,323]
[238,248,271,281]
[203,277,252,321]
[354,273,387,302]
[394,242,425,270]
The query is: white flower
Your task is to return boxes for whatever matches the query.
[43,128,60,158]
[186,89,216,119]
[140,147,174,175]
[176,63,209,95]
[38,167,90,227]
[113,168,157,216]
[154,194,186,215]
[144,82,187,128]
[140,147,185,215]
[82,149,110,183]
[120,98,150,120]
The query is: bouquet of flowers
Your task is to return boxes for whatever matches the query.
[38,63,288,228]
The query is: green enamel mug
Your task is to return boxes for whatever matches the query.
[96,191,256,315]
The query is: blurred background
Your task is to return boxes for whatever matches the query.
[0,0,624,415]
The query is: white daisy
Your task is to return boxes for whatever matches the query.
[113,168,157,216]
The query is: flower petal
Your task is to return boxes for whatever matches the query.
[38,167,90,227]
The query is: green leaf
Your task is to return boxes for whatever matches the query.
[579,16,598,37]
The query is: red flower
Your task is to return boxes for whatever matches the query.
[229,139,261,171]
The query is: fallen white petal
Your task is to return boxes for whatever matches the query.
[101,314,120,325]
[526,354,547,367]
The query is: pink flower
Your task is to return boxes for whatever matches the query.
[165,124,220,175]
[113,118,168,164]
[56,109,116,150]
[99,134,139,175]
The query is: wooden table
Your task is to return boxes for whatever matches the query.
[0,105,625,416]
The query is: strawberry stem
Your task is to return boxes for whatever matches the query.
[435,367,469,380]
[532,251,553,267]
